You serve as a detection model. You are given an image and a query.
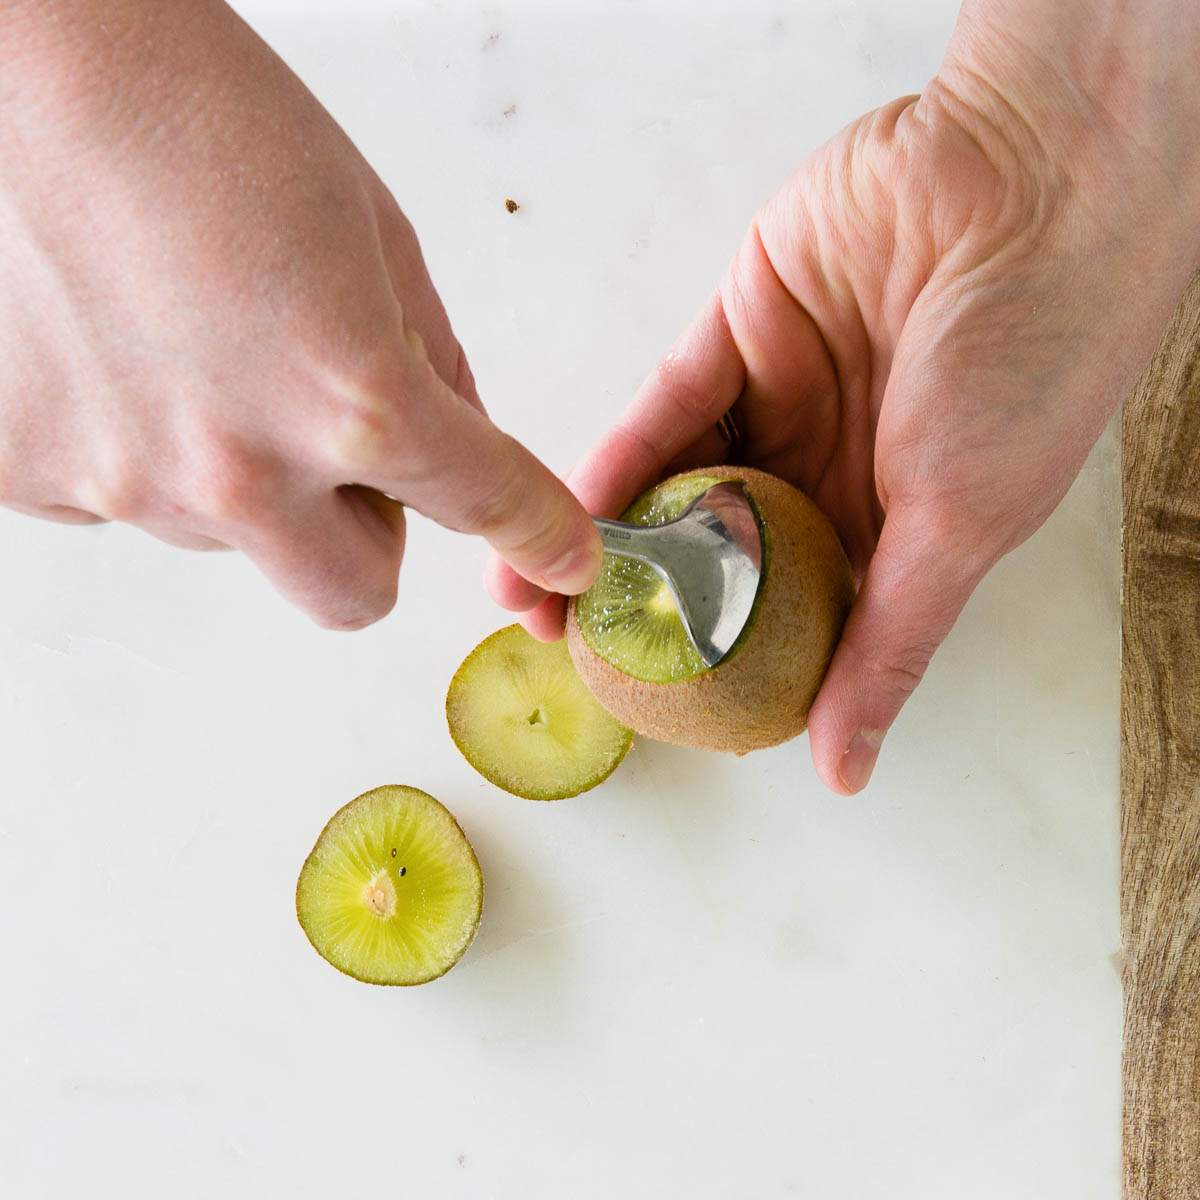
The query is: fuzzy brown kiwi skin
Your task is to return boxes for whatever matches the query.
[566,466,855,754]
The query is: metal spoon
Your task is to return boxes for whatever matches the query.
[591,482,763,667]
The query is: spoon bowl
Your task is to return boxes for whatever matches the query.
[590,482,763,667]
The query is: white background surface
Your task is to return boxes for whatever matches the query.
[0,2,1121,1196]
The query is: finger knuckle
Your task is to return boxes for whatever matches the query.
[909,497,1003,584]
[461,477,571,576]
[0,432,24,504]
[910,80,1068,246]
[452,343,478,403]
[324,350,425,474]
[77,467,147,523]
[318,609,375,632]
[193,446,274,526]
[876,651,930,701]
[328,403,393,473]
[315,582,398,632]
[456,452,527,539]
[722,245,762,338]
[653,350,721,428]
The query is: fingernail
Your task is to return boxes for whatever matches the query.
[838,728,885,793]
[538,542,602,595]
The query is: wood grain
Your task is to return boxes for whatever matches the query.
[1122,268,1200,1198]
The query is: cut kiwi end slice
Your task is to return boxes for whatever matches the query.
[574,474,765,683]
[446,624,633,801]
[295,785,483,986]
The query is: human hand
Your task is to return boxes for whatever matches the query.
[0,0,601,628]
[487,0,1200,791]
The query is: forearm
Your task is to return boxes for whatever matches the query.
[0,0,168,101]
[0,0,319,261]
[0,0,257,153]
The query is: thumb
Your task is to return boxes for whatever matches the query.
[805,505,987,795]
[362,384,603,596]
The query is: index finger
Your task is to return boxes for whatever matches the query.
[484,292,747,620]
[569,291,748,518]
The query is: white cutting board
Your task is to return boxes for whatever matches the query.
[0,2,1120,1195]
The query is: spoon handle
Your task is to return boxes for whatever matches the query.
[590,516,671,566]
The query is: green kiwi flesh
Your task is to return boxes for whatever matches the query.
[573,473,765,683]
[295,785,483,986]
[446,624,633,801]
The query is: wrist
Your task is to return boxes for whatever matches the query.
[933,0,1200,265]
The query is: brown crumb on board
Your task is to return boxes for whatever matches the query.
[504,198,520,213]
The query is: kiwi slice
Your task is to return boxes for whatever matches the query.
[573,473,763,683]
[295,785,483,986]
[446,624,633,800]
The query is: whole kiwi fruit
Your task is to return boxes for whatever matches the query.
[567,465,855,753]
